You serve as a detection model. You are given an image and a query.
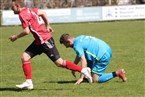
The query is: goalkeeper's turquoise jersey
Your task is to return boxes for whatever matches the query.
[73,35,111,62]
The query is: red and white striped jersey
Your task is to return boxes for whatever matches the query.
[19,8,52,45]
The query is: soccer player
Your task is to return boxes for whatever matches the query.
[9,0,92,89]
[59,33,127,85]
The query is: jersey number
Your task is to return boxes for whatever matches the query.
[31,11,43,25]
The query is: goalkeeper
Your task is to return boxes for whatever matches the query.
[60,33,127,85]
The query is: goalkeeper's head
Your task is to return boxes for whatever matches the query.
[59,33,74,48]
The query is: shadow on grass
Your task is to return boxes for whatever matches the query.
[0,80,89,92]
[0,87,51,92]
[44,80,77,84]
[44,79,89,84]
[0,88,23,92]
[0,87,73,92]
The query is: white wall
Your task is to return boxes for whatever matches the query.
[1,5,145,25]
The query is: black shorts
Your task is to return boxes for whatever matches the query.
[25,37,60,62]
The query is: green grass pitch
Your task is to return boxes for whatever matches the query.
[0,20,145,97]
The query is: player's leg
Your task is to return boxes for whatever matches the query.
[92,61,117,83]
[92,63,117,83]
[21,52,32,80]
[116,69,127,81]
[55,58,92,83]
[42,37,84,72]
[92,70,126,83]
[43,38,92,83]
[92,72,117,83]
[92,49,126,82]
[16,41,42,89]
[92,48,116,83]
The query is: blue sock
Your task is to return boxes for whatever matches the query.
[98,73,115,83]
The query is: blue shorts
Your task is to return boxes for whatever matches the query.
[90,48,112,75]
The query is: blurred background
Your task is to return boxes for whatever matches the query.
[0,0,144,10]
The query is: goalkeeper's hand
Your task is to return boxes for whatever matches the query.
[75,78,83,85]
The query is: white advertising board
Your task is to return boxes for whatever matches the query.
[102,5,145,20]
[1,5,145,25]
[2,10,21,25]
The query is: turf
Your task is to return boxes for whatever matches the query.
[0,20,145,97]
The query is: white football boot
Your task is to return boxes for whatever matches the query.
[16,80,33,90]
[81,67,92,83]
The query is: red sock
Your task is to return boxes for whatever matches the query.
[65,60,82,72]
[22,60,32,79]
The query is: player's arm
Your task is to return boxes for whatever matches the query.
[80,55,87,68]
[74,55,80,64]
[9,27,30,42]
[71,55,80,78]
[74,46,87,67]
[37,10,53,32]
[75,55,87,85]
[72,55,86,77]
